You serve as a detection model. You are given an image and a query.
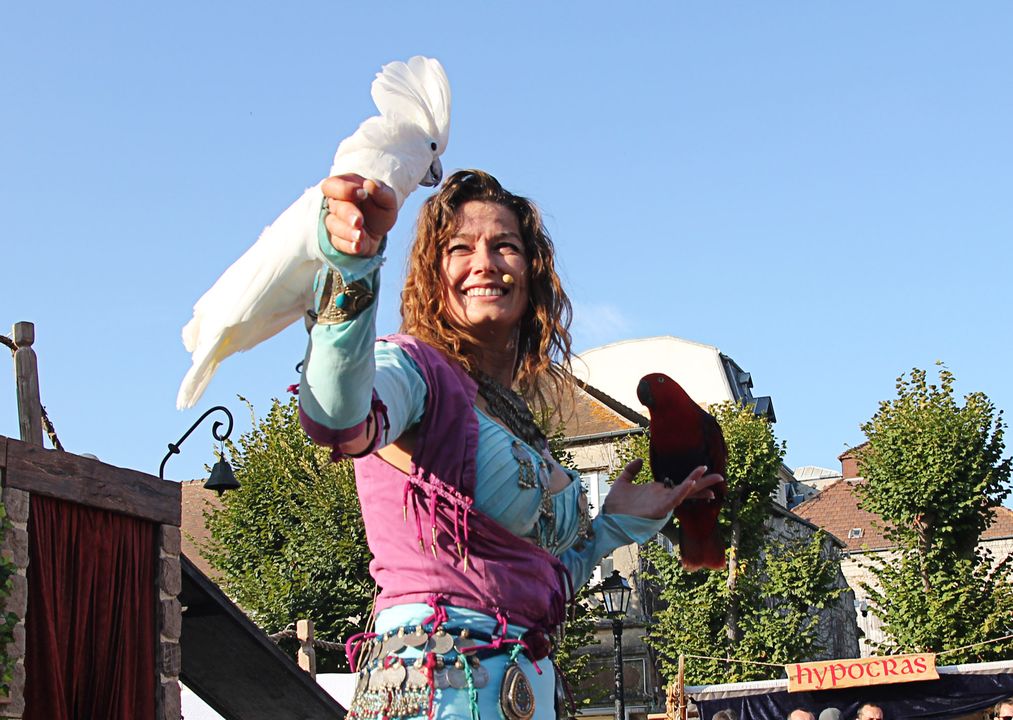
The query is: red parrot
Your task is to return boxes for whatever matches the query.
[637,372,728,570]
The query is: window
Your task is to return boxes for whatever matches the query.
[847,527,863,539]
[580,471,611,519]
[591,555,614,586]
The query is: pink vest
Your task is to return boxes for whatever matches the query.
[354,335,570,633]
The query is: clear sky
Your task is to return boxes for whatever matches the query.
[3,3,1012,487]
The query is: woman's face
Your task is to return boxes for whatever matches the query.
[439,200,529,345]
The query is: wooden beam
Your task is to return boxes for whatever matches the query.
[0,435,180,526]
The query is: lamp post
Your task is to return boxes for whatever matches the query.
[159,405,240,494]
[597,569,632,720]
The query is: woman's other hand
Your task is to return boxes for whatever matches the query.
[322,174,398,257]
[602,459,724,520]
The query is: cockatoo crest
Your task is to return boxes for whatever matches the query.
[176,56,451,410]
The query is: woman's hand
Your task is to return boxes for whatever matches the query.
[602,459,724,520]
[322,174,399,257]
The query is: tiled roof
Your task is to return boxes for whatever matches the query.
[984,505,1013,540]
[794,478,1013,552]
[544,372,647,441]
[180,479,222,579]
[793,479,892,551]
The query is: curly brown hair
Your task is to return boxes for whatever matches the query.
[400,169,573,402]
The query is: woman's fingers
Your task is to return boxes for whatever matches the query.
[320,174,394,257]
[668,467,725,507]
[614,458,644,485]
[322,174,368,202]
[602,460,725,520]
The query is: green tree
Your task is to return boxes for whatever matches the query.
[624,402,844,684]
[203,397,374,670]
[855,364,1013,662]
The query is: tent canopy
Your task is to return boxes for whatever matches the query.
[688,660,1013,720]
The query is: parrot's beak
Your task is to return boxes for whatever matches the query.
[420,157,443,187]
[637,378,654,408]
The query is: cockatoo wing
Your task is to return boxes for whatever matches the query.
[177,56,450,410]
[177,185,323,409]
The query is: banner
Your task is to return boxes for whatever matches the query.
[785,654,938,693]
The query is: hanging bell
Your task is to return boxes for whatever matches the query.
[205,457,240,495]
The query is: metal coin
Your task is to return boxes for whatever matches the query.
[365,639,382,665]
[383,663,407,688]
[403,627,428,648]
[367,668,384,691]
[447,666,467,689]
[472,664,490,688]
[429,630,454,655]
[382,634,407,657]
[434,668,450,689]
[406,666,428,688]
[354,670,368,698]
[454,635,478,653]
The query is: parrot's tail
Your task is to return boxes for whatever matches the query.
[679,524,727,572]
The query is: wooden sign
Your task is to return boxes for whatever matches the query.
[786,653,938,693]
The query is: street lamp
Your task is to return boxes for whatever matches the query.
[159,405,239,494]
[597,569,632,720]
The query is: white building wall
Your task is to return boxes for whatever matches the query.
[573,337,736,414]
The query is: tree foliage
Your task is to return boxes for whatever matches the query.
[203,397,374,670]
[855,365,1013,661]
[624,402,844,684]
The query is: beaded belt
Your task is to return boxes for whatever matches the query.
[347,625,554,720]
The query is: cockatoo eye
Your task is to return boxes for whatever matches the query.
[430,141,437,151]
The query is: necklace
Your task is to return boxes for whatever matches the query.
[472,371,546,450]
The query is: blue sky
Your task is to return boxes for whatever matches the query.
[2,3,1012,489]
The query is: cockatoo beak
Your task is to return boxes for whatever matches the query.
[420,157,443,187]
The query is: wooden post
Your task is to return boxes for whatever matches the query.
[297,619,316,678]
[677,653,685,720]
[13,322,43,447]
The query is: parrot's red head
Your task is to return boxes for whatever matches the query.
[637,373,695,414]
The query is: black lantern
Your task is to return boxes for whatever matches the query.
[598,569,632,619]
[597,570,632,720]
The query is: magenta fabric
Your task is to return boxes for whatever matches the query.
[355,334,569,632]
[23,494,157,720]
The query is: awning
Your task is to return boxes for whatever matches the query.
[687,661,1013,719]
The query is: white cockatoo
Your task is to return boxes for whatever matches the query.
[176,56,451,410]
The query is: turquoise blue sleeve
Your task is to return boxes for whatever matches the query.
[299,206,425,440]
[560,511,671,591]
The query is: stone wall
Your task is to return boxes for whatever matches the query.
[158,524,183,720]
[0,487,29,719]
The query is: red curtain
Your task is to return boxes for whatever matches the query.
[23,494,158,720]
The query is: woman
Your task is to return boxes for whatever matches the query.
[300,169,723,720]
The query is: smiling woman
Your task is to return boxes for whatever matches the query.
[297,169,725,720]
[438,201,530,348]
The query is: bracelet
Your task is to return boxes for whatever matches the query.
[312,268,376,325]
